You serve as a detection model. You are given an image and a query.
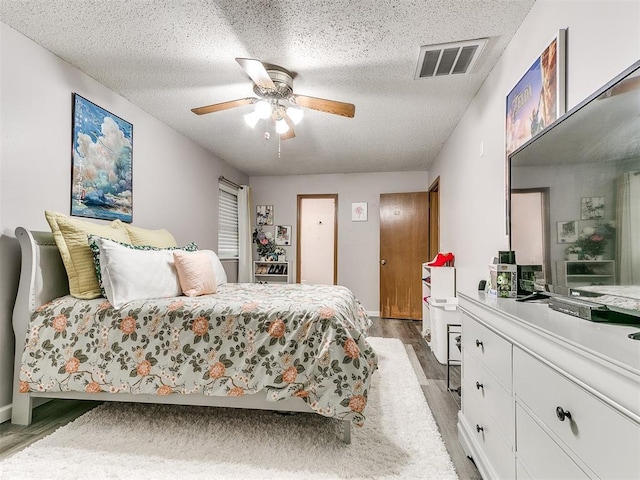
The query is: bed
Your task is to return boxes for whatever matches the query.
[11,227,377,443]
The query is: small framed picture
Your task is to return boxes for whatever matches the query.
[352,202,368,222]
[581,196,604,220]
[557,220,578,243]
[275,225,291,246]
[256,205,274,225]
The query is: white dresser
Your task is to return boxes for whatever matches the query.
[457,291,640,480]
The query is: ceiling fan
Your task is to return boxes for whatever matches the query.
[191,58,356,140]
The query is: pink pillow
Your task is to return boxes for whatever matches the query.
[173,251,217,297]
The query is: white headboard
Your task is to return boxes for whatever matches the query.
[12,227,69,343]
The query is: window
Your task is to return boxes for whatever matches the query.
[218,183,239,259]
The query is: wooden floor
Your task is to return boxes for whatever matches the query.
[368,317,481,480]
[0,317,480,479]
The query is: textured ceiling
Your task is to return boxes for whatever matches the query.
[0,0,535,176]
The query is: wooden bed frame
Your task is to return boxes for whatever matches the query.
[11,227,351,443]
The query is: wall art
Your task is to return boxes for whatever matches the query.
[351,202,368,222]
[256,205,274,225]
[275,225,292,245]
[506,30,566,156]
[580,196,605,220]
[71,94,133,222]
[557,220,578,244]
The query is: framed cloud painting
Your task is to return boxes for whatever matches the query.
[71,94,133,222]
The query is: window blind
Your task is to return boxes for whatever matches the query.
[218,186,239,259]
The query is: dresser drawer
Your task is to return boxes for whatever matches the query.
[462,311,512,389]
[514,348,640,479]
[463,390,515,480]
[463,352,513,442]
[516,404,589,479]
[516,461,533,480]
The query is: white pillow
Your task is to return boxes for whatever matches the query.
[94,236,182,309]
[208,250,228,286]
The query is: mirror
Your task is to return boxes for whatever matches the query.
[509,60,640,306]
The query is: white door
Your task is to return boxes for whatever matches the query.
[297,195,337,285]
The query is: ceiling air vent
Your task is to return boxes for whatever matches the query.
[415,38,488,79]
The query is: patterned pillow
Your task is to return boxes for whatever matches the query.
[88,235,198,297]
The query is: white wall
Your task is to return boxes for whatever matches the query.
[249,172,430,313]
[0,23,248,421]
[428,0,640,294]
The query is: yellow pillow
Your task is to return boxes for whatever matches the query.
[45,211,131,299]
[117,221,178,248]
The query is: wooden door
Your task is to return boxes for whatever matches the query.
[380,192,429,319]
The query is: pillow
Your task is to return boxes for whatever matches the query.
[117,220,178,248]
[87,235,198,297]
[91,236,183,309]
[208,249,227,285]
[45,211,131,299]
[173,251,218,297]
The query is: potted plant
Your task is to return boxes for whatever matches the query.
[574,220,615,260]
[252,227,276,260]
[565,245,581,261]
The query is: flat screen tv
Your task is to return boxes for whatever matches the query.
[508,60,640,318]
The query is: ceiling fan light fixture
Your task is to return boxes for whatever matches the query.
[255,100,272,119]
[275,118,290,134]
[243,111,260,128]
[286,106,304,125]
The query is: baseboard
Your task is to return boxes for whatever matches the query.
[0,403,11,424]
[367,310,380,317]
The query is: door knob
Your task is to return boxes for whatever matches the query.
[380,259,386,265]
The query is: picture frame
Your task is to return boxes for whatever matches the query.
[557,220,578,244]
[275,225,292,246]
[581,196,605,220]
[506,29,566,156]
[71,94,133,222]
[351,202,368,222]
[256,205,274,225]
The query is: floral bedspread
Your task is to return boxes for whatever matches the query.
[19,283,378,425]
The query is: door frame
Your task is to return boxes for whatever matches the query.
[511,187,552,283]
[296,194,338,284]
[427,176,440,261]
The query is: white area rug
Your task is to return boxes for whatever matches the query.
[0,337,458,480]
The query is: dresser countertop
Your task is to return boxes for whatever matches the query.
[458,290,640,373]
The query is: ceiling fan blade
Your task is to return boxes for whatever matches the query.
[191,97,256,115]
[280,113,296,140]
[236,58,276,91]
[292,94,355,118]
[271,109,296,140]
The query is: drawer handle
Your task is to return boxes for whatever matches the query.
[476,381,484,390]
[556,406,572,422]
[475,339,484,348]
[476,424,484,433]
